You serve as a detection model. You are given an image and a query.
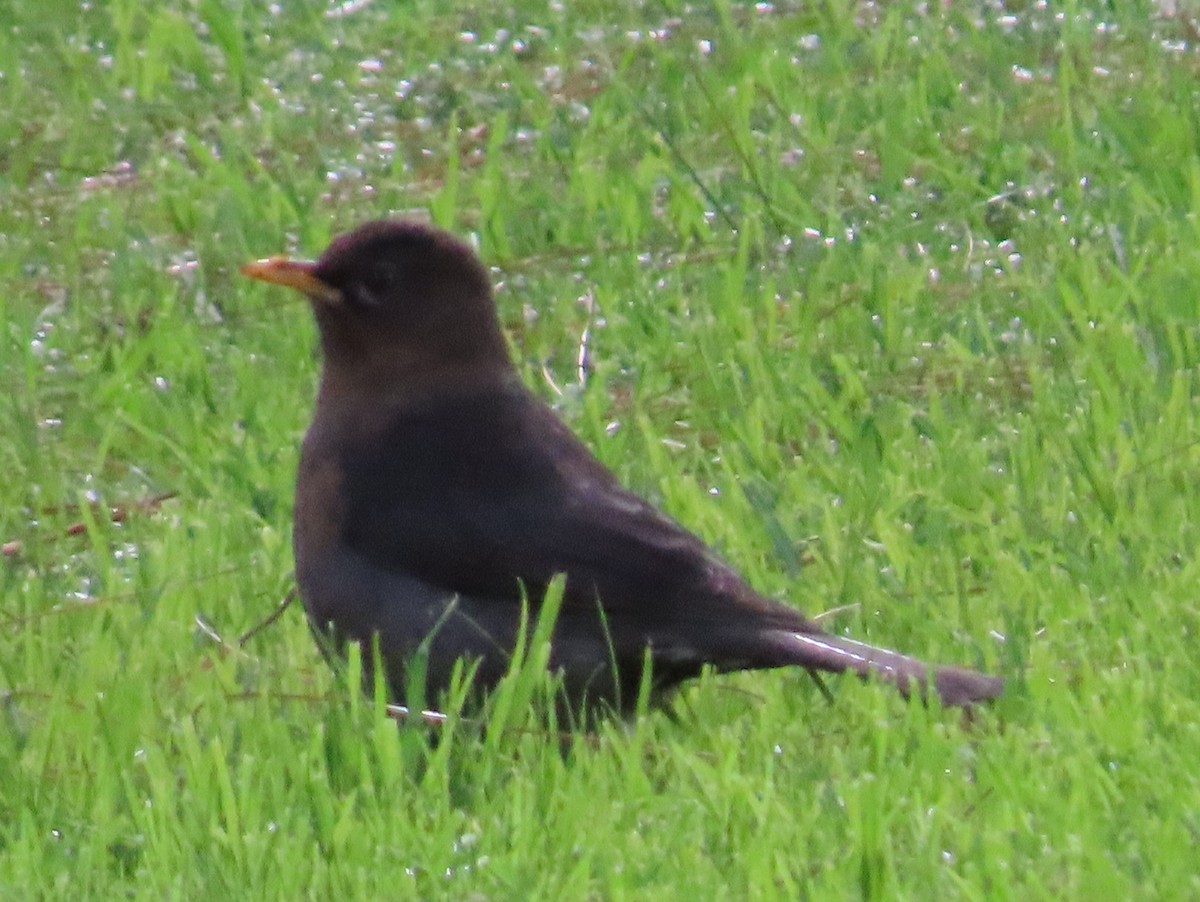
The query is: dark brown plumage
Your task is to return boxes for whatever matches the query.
[242,220,1002,718]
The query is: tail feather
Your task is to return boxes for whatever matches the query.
[762,630,1003,707]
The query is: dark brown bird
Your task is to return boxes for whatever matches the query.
[242,220,1002,718]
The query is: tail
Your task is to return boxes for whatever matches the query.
[758,629,1003,707]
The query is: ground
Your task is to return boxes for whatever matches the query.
[1,1,1198,897]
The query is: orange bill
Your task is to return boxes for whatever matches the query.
[240,256,342,305]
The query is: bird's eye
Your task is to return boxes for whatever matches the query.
[347,282,381,308]
[350,262,398,308]
[371,262,399,290]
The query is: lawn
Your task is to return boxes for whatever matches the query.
[2,0,1199,897]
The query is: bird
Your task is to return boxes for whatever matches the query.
[241,219,1003,719]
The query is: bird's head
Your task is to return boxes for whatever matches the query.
[242,220,511,384]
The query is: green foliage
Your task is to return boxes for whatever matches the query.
[2,0,1199,897]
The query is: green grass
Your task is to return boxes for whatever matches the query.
[3,0,1200,897]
